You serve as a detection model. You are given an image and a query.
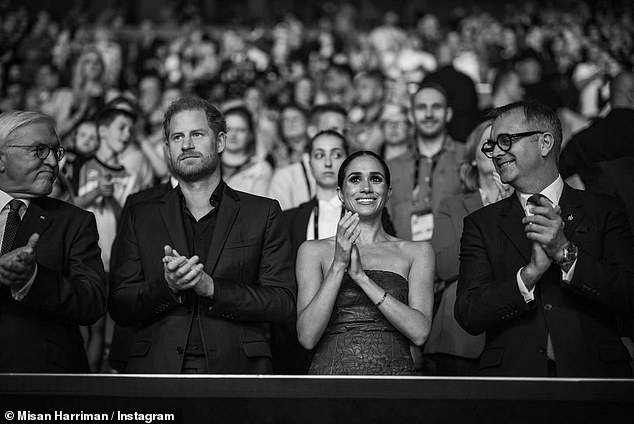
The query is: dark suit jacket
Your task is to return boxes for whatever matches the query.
[109,184,296,374]
[0,197,106,373]
[108,182,172,371]
[455,185,634,377]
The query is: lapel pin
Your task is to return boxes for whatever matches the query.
[566,214,574,221]
[40,216,45,220]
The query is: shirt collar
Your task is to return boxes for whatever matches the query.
[178,181,224,213]
[0,190,31,212]
[516,175,564,212]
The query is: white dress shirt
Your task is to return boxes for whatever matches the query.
[306,196,342,241]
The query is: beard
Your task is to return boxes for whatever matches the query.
[168,151,219,182]
[416,120,445,138]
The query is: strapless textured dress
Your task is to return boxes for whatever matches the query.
[309,270,416,375]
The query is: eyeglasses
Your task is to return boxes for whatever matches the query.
[481,131,545,158]
[6,144,65,161]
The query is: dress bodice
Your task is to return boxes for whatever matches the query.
[309,270,417,376]
[323,270,409,335]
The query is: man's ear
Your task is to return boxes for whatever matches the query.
[216,131,226,154]
[445,106,453,124]
[540,132,555,157]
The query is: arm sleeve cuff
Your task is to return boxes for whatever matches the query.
[517,267,535,302]
[12,264,38,302]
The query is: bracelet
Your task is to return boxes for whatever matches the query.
[375,291,388,307]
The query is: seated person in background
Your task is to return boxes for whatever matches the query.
[379,103,414,162]
[424,120,513,376]
[296,151,434,375]
[60,119,99,196]
[269,103,348,210]
[387,82,465,241]
[221,106,272,197]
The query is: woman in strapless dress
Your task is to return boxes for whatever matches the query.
[296,151,435,375]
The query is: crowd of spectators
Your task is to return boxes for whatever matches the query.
[1,0,633,374]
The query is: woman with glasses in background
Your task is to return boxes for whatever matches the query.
[424,120,513,376]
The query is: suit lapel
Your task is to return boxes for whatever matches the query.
[205,185,239,273]
[498,196,532,262]
[159,189,189,256]
[558,184,584,240]
[13,198,53,249]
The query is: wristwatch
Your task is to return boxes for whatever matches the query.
[557,241,578,270]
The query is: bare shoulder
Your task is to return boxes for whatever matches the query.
[297,237,335,259]
[393,239,434,261]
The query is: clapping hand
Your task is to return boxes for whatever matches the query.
[0,233,39,289]
[334,211,361,268]
[348,243,367,283]
[162,245,214,298]
[522,195,568,262]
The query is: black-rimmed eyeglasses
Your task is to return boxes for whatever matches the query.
[481,131,545,158]
[6,144,65,161]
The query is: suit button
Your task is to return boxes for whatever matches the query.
[538,346,546,354]
[543,303,552,311]
[176,346,184,354]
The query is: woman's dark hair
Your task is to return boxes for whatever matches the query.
[223,105,256,155]
[337,150,391,188]
[307,129,349,155]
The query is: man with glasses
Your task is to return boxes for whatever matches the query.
[0,110,106,372]
[455,101,634,377]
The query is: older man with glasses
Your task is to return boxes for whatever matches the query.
[455,101,634,378]
[0,110,106,373]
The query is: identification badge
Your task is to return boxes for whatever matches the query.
[411,212,434,241]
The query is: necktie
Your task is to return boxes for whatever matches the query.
[1,199,24,255]
[526,193,556,362]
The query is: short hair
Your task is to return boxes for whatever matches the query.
[337,150,391,188]
[458,119,493,192]
[413,81,448,103]
[96,106,136,129]
[163,96,226,141]
[224,105,256,155]
[307,129,349,156]
[493,101,563,158]
[0,111,56,148]
[308,103,347,127]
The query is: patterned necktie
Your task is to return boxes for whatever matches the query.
[1,199,24,255]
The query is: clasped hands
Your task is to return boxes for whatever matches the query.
[521,195,569,287]
[0,233,39,290]
[334,211,365,282]
[163,245,214,298]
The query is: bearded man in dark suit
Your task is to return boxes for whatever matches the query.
[0,111,106,372]
[456,101,634,377]
[110,97,295,373]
